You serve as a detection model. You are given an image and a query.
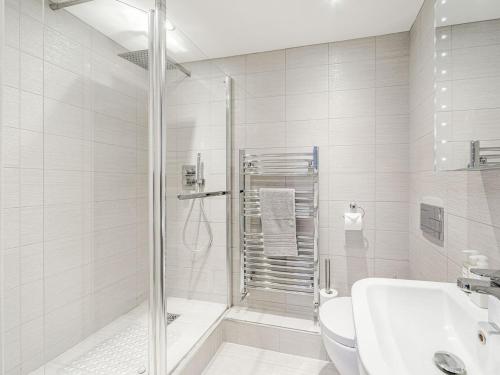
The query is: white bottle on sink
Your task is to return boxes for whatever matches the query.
[462,250,479,277]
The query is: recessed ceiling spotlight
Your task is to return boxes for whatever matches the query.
[441,0,447,4]
[326,0,341,6]
[441,17,448,23]
[441,34,448,40]
[166,18,176,31]
[441,52,448,57]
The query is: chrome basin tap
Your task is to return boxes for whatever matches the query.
[457,269,500,300]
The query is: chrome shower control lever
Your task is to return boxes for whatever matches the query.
[196,153,205,189]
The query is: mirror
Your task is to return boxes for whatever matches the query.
[435,0,500,170]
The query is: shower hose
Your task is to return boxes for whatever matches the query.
[181,196,213,253]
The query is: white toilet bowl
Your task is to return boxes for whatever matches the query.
[319,297,359,375]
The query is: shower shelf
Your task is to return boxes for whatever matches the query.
[177,190,229,200]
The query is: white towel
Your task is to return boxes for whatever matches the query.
[260,188,298,257]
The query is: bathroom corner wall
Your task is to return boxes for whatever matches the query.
[0,1,149,373]
[212,32,411,317]
[409,0,500,281]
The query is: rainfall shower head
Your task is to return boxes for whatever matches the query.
[119,50,149,70]
[118,49,191,77]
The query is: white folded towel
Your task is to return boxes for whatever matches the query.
[259,188,298,257]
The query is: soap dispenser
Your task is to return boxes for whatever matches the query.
[461,250,479,277]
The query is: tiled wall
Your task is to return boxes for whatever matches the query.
[211,33,410,316]
[0,1,149,373]
[164,32,411,317]
[435,19,500,170]
[164,63,229,303]
[409,0,500,281]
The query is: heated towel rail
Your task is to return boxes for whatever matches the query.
[239,147,320,317]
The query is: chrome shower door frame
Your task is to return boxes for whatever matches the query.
[225,76,233,309]
[149,1,168,374]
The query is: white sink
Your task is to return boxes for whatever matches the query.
[351,278,500,375]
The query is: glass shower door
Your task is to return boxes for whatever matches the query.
[0,0,164,374]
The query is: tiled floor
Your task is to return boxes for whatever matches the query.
[29,298,226,375]
[202,343,339,375]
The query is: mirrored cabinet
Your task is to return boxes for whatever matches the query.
[434,0,500,171]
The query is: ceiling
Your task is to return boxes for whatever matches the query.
[66,0,428,62]
[437,0,500,27]
[164,0,425,60]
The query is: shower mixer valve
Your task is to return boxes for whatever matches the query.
[182,153,206,191]
[182,165,197,189]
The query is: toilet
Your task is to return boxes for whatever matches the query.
[319,297,359,375]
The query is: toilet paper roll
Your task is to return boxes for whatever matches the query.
[344,212,363,231]
[320,288,338,305]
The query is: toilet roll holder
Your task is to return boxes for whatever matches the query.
[343,202,366,219]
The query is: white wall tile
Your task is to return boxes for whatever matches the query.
[376,115,409,144]
[4,46,20,88]
[329,117,375,145]
[376,144,409,173]
[246,96,285,123]
[286,119,329,147]
[20,14,43,58]
[376,57,409,87]
[330,37,375,63]
[376,86,409,115]
[286,92,329,120]
[376,32,410,59]
[20,91,43,132]
[286,65,328,95]
[376,173,409,202]
[330,145,375,173]
[20,52,43,95]
[246,71,285,98]
[329,61,375,90]
[330,173,376,201]
[330,88,375,118]
[286,43,329,68]
[2,86,20,128]
[376,202,409,231]
[247,50,285,73]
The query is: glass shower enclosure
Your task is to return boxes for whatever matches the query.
[0,0,153,374]
[0,0,232,374]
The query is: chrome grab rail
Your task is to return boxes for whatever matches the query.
[177,190,229,200]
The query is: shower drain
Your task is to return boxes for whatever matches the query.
[167,313,180,325]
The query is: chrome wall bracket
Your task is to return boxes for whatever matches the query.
[468,140,500,170]
[49,0,95,10]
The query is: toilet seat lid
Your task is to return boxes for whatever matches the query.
[319,297,356,348]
